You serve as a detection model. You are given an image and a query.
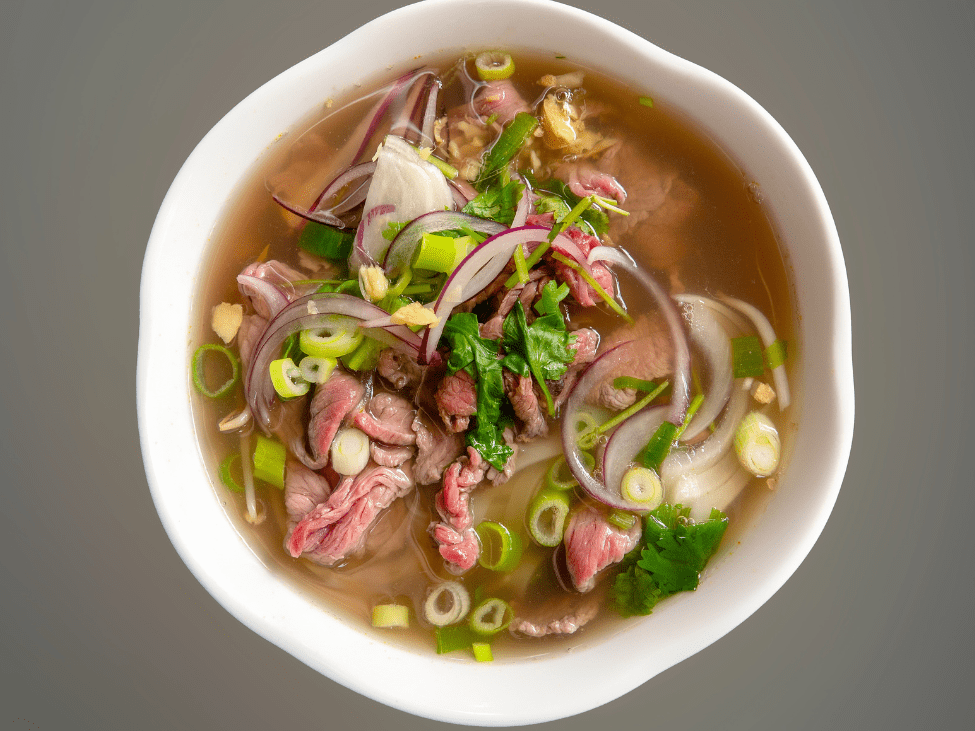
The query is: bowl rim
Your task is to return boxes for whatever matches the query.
[137,0,854,724]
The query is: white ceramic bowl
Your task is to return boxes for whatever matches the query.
[137,0,854,724]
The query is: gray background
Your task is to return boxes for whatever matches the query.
[2,0,972,728]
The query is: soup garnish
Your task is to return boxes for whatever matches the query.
[190,51,792,661]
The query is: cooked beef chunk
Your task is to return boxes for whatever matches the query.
[283,458,333,525]
[308,372,365,463]
[377,347,425,390]
[504,371,548,442]
[434,369,478,433]
[510,593,601,637]
[412,411,465,485]
[287,462,414,566]
[591,314,674,411]
[550,225,614,308]
[370,442,414,468]
[563,506,641,592]
[473,79,531,125]
[352,392,416,446]
[431,447,488,571]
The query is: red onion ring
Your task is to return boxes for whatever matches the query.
[350,203,395,271]
[418,225,554,363]
[382,211,505,276]
[236,274,291,319]
[245,293,424,432]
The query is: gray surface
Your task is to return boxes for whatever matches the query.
[1,0,972,728]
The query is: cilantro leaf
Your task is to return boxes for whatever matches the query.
[500,300,575,416]
[533,280,571,319]
[439,313,512,470]
[611,504,729,617]
[463,179,525,225]
[522,172,610,237]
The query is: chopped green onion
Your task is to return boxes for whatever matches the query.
[734,411,781,477]
[424,582,471,627]
[484,112,499,126]
[528,487,572,547]
[612,376,659,392]
[330,427,370,476]
[413,232,472,273]
[764,338,788,370]
[372,603,410,628]
[252,434,286,489]
[385,269,413,299]
[269,357,309,399]
[475,112,539,190]
[638,96,654,107]
[401,283,434,296]
[472,642,494,662]
[732,335,765,378]
[298,356,337,385]
[620,466,664,508]
[570,411,601,450]
[410,143,459,179]
[469,598,513,636]
[340,336,383,371]
[557,195,595,233]
[607,509,637,531]
[674,394,705,441]
[218,452,244,493]
[299,318,363,358]
[435,624,476,654]
[638,421,680,472]
[298,221,355,261]
[475,51,515,81]
[191,343,240,398]
[512,244,530,284]
[596,381,669,435]
[592,195,630,216]
[475,521,522,572]
[505,239,552,288]
[545,455,579,491]
[550,252,634,323]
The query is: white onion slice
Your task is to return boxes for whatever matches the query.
[720,295,791,410]
[666,448,752,523]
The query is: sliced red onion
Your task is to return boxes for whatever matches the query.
[418,78,441,148]
[382,211,505,275]
[271,192,344,228]
[236,274,291,319]
[389,74,431,143]
[351,68,428,164]
[558,341,664,511]
[349,203,395,271]
[449,178,477,204]
[720,295,791,410]
[587,245,690,422]
[672,294,734,442]
[419,226,552,363]
[510,180,534,228]
[308,161,376,216]
[245,293,423,432]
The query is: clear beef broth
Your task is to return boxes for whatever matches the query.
[190,51,795,659]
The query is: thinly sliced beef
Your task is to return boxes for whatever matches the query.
[308,372,365,463]
[283,458,333,525]
[511,592,601,638]
[431,447,488,571]
[552,327,600,412]
[287,462,414,566]
[504,371,548,442]
[563,506,641,593]
[370,442,414,468]
[592,314,674,410]
[412,411,465,485]
[473,79,531,125]
[551,226,614,308]
[435,370,478,433]
[558,160,627,204]
[377,348,424,391]
[353,392,416,446]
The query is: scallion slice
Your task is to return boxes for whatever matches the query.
[218,452,244,493]
[475,521,522,572]
[423,582,471,627]
[607,509,637,531]
[340,336,383,371]
[269,357,309,399]
[252,434,286,489]
[475,51,515,81]
[469,598,513,636]
[299,316,363,358]
[612,376,659,392]
[435,625,476,654]
[475,112,539,190]
[528,488,572,547]
[372,603,410,628]
[732,335,765,378]
[734,411,781,477]
[298,356,337,385]
[545,455,580,491]
[191,343,240,398]
[620,466,664,508]
[472,642,493,662]
[413,232,472,273]
[764,338,788,370]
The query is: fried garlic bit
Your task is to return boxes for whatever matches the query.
[390,302,440,327]
[751,381,777,405]
[358,265,390,302]
[211,302,243,344]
